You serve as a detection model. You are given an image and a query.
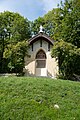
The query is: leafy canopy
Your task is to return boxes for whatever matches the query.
[0,11,31,73]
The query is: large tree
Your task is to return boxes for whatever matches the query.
[0,11,31,73]
[51,40,80,80]
[4,41,29,74]
[54,0,80,47]
[51,0,80,80]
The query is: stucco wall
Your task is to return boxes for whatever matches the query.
[24,39,58,78]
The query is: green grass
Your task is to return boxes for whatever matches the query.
[0,77,80,120]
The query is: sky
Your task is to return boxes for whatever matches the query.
[0,0,64,21]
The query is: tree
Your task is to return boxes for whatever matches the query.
[51,40,80,79]
[43,9,56,37]
[4,41,29,74]
[0,11,31,73]
[54,0,80,46]
[31,17,45,35]
[31,10,57,37]
[51,0,80,80]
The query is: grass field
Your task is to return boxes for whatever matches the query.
[0,77,80,120]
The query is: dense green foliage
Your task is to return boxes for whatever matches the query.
[53,0,80,46]
[0,11,31,73]
[51,40,80,79]
[4,41,29,73]
[51,0,80,79]
[0,77,80,120]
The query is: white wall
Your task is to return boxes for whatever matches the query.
[24,39,58,78]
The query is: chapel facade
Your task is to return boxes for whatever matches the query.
[24,26,58,78]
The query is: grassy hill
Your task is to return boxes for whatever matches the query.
[0,77,80,120]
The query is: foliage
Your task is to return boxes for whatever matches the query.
[43,9,56,37]
[31,17,45,35]
[0,11,31,73]
[51,40,80,79]
[54,0,80,47]
[31,10,57,37]
[50,0,80,79]
[4,41,29,73]
[0,77,80,120]
[0,11,31,41]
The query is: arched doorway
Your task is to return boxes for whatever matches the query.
[35,50,47,76]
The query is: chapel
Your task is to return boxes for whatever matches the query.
[24,26,58,78]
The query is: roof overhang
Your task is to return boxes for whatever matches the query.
[28,33,54,45]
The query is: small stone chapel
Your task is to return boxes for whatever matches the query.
[24,26,58,78]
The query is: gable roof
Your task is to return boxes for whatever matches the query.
[28,33,54,45]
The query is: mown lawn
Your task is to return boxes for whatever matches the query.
[0,77,80,120]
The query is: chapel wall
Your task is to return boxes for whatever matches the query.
[24,38,58,78]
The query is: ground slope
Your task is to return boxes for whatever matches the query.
[0,77,80,120]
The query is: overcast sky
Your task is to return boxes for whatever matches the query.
[0,0,64,21]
